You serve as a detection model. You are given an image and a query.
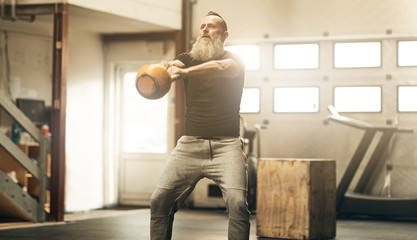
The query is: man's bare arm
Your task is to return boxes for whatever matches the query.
[169,58,241,81]
[159,60,185,69]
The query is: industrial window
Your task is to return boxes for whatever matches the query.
[398,41,417,67]
[240,88,260,113]
[334,86,381,112]
[274,43,319,69]
[225,45,260,70]
[334,42,381,68]
[398,86,417,112]
[273,87,319,113]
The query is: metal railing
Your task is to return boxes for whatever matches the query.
[0,94,50,222]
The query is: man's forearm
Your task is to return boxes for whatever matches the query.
[183,59,240,79]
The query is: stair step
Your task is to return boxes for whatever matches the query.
[0,170,38,222]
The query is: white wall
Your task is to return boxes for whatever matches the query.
[63,0,181,212]
[65,28,104,212]
[191,0,417,196]
[191,0,417,41]
[0,17,53,133]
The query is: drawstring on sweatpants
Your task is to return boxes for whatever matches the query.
[197,137,220,159]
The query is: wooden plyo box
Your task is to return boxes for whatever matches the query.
[256,158,336,239]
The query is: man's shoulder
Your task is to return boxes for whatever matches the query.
[223,51,244,64]
[223,51,245,72]
[175,53,191,64]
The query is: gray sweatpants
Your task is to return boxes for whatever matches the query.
[150,136,250,240]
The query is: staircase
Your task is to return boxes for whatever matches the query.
[0,94,50,222]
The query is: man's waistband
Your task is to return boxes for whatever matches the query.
[187,136,237,140]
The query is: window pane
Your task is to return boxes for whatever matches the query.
[274,43,319,69]
[240,88,260,113]
[398,86,417,112]
[274,87,319,113]
[334,86,381,112]
[398,41,417,67]
[122,72,168,153]
[225,45,260,70]
[334,42,381,68]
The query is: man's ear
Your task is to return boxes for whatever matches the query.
[223,31,229,41]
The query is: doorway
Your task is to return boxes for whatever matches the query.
[115,64,175,206]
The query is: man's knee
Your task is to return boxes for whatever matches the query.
[150,189,160,207]
[150,188,172,214]
[225,189,250,219]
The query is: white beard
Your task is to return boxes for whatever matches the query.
[189,34,224,62]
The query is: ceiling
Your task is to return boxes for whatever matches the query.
[67,5,174,34]
[1,4,177,35]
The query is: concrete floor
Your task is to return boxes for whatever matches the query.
[0,208,417,239]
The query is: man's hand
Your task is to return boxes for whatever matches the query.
[158,61,170,69]
[158,60,186,81]
[168,65,184,81]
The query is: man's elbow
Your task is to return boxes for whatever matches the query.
[216,60,241,78]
